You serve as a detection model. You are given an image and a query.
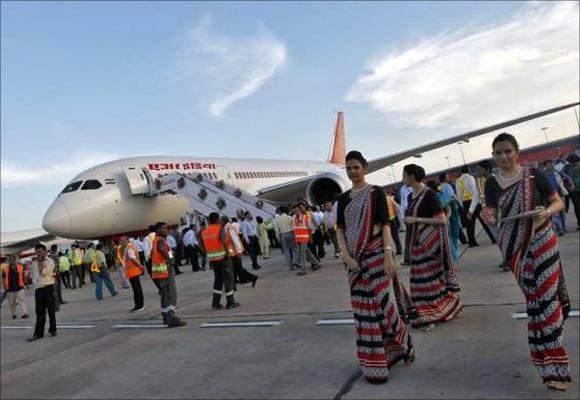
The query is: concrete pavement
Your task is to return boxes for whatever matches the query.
[1,217,578,399]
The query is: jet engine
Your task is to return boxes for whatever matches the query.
[305,171,350,205]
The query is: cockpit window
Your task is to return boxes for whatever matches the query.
[61,181,83,194]
[81,180,102,190]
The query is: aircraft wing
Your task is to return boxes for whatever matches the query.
[0,229,56,255]
[258,175,315,204]
[366,102,580,174]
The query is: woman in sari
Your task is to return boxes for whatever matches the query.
[336,151,415,384]
[483,133,571,391]
[403,165,462,332]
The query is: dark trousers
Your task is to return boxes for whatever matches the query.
[390,218,403,254]
[158,269,177,311]
[54,273,64,308]
[61,271,71,289]
[129,276,144,309]
[570,191,580,226]
[267,229,280,248]
[199,247,207,269]
[247,236,260,267]
[139,252,145,265]
[186,245,200,271]
[312,228,325,259]
[327,228,340,254]
[71,265,83,288]
[461,201,496,245]
[232,256,256,284]
[175,244,184,266]
[212,259,235,304]
[34,285,56,338]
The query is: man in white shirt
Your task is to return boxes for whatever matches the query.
[133,237,145,265]
[311,206,325,259]
[28,243,57,342]
[399,184,413,265]
[183,225,200,272]
[456,165,496,247]
[142,225,160,289]
[166,229,182,275]
[240,212,261,269]
[277,207,295,270]
[323,201,340,257]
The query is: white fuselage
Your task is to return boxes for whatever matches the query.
[42,156,341,239]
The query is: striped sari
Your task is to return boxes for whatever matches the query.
[496,168,571,383]
[344,185,414,383]
[407,187,463,328]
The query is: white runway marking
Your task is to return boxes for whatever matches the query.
[200,321,282,328]
[316,319,355,325]
[511,310,579,319]
[1,325,94,330]
[112,324,166,329]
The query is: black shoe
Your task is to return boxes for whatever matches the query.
[212,304,223,309]
[167,319,186,328]
[27,336,43,342]
[161,312,168,325]
[468,243,479,248]
[226,302,240,310]
[252,276,258,288]
[49,332,57,337]
[175,271,183,275]
[59,301,67,305]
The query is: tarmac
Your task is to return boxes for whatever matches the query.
[1,216,579,399]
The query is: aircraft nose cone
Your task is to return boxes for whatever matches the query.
[42,200,72,236]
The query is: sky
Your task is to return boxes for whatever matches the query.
[1,1,579,232]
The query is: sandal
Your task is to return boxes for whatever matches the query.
[546,381,567,391]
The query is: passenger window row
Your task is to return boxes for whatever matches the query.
[233,171,307,180]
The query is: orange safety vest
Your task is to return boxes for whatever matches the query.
[386,195,396,221]
[115,245,123,266]
[2,264,25,290]
[151,236,170,280]
[123,243,143,279]
[201,224,227,262]
[225,227,244,257]
[89,249,101,273]
[293,214,310,243]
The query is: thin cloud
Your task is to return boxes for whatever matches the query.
[1,153,118,187]
[174,16,288,118]
[346,1,580,129]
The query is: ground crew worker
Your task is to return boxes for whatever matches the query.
[58,252,71,289]
[70,244,83,289]
[114,243,131,289]
[201,213,240,310]
[28,243,57,342]
[222,216,257,288]
[293,203,321,275]
[143,225,161,291]
[151,222,186,328]
[119,236,146,312]
[91,244,118,301]
[2,255,30,319]
[456,165,496,247]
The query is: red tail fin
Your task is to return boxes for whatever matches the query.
[328,111,346,166]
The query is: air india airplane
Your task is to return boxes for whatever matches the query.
[2,102,577,253]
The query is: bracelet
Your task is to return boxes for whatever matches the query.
[384,246,393,252]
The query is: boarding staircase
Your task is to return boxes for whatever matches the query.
[123,167,276,221]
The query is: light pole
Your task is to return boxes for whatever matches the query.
[541,126,549,143]
[458,142,467,165]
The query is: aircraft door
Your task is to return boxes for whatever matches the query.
[123,166,151,195]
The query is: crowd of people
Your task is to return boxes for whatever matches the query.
[1,134,578,392]
[337,136,576,391]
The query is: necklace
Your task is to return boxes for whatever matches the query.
[498,167,522,181]
[351,183,368,193]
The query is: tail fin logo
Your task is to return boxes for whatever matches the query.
[328,111,346,166]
